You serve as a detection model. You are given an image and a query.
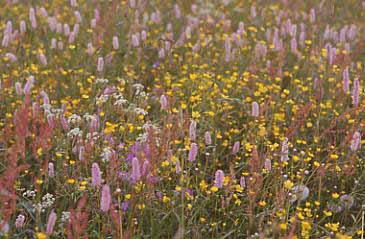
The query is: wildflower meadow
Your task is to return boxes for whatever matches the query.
[1,0,365,238]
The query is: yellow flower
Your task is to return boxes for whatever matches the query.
[210,186,219,193]
[335,233,352,239]
[284,180,294,189]
[325,222,339,232]
[67,178,76,184]
[162,196,170,203]
[332,192,340,199]
[280,223,287,230]
[330,154,339,160]
[37,148,43,156]
[36,233,47,239]
[36,179,43,185]
[323,210,332,217]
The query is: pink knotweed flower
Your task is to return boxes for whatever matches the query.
[174,4,181,19]
[280,137,289,162]
[131,157,141,183]
[251,5,257,18]
[46,210,57,235]
[224,36,231,62]
[48,162,55,177]
[5,52,17,62]
[352,78,360,106]
[252,101,259,117]
[15,82,22,95]
[160,94,167,110]
[299,31,305,47]
[4,21,11,35]
[309,8,315,23]
[158,48,165,59]
[141,30,147,41]
[87,42,93,55]
[47,113,55,128]
[15,214,25,228]
[74,11,82,23]
[329,47,336,65]
[29,7,37,29]
[68,32,75,44]
[60,114,70,131]
[240,176,246,189]
[290,37,297,53]
[40,7,48,17]
[100,184,111,212]
[344,43,350,54]
[264,159,272,171]
[214,170,224,188]
[94,8,100,22]
[175,159,182,173]
[343,67,350,93]
[38,53,47,66]
[20,20,26,33]
[97,57,104,72]
[56,23,62,33]
[188,143,198,162]
[73,24,80,35]
[232,141,240,155]
[129,0,136,8]
[189,120,197,141]
[132,34,140,47]
[51,38,57,49]
[57,41,64,50]
[91,162,101,187]
[350,131,361,151]
[91,18,97,28]
[32,102,39,117]
[112,36,119,50]
[2,34,9,47]
[24,76,34,95]
[64,23,70,36]
[70,0,78,7]
[204,131,212,145]
[79,146,85,161]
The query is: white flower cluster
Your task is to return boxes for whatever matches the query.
[101,147,114,162]
[95,78,109,84]
[133,83,148,98]
[67,114,82,124]
[86,132,99,141]
[22,190,36,198]
[67,127,83,138]
[33,193,55,212]
[96,94,109,106]
[61,211,71,222]
[113,93,128,107]
[83,113,96,122]
[133,107,148,116]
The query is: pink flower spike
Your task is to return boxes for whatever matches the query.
[100,184,111,212]
[214,170,224,188]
